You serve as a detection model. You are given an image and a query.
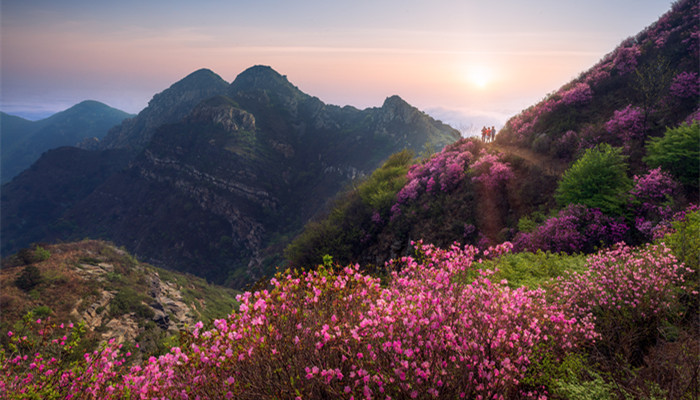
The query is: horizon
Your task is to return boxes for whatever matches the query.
[0,0,675,133]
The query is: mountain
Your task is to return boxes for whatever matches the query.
[98,68,230,151]
[0,147,132,253]
[0,101,133,183]
[1,65,460,286]
[285,0,699,268]
[0,240,239,358]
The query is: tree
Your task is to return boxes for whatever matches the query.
[555,144,632,216]
[644,121,699,190]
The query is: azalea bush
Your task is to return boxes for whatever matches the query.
[394,139,478,206]
[0,317,129,399]
[120,241,586,399]
[3,241,601,399]
[469,149,514,190]
[513,204,628,254]
[628,167,681,239]
[549,242,695,368]
[669,71,699,99]
[604,104,645,146]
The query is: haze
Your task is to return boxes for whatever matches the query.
[1,0,673,132]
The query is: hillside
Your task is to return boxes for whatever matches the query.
[1,65,460,287]
[0,240,239,359]
[1,1,698,399]
[286,0,699,268]
[0,101,133,183]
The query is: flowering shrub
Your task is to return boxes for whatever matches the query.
[553,130,579,159]
[604,105,645,145]
[469,149,514,190]
[612,42,642,75]
[513,204,628,254]
[628,167,681,239]
[549,242,695,365]
[395,140,476,205]
[0,318,128,399]
[669,71,700,99]
[130,241,594,399]
[2,242,599,399]
[559,83,593,106]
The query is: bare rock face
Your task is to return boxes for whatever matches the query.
[186,98,256,134]
[69,260,198,346]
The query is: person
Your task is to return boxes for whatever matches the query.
[491,126,496,142]
[481,126,487,142]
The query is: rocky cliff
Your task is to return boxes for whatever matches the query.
[0,240,239,358]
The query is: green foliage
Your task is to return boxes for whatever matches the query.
[661,209,700,272]
[476,251,588,289]
[516,210,548,233]
[524,349,612,399]
[644,122,700,189]
[285,150,414,267]
[321,254,333,268]
[555,144,632,215]
[109,288,153,319]
[357,150,413,210]
[15,265,43,292]
[5,246,52,267]
[30,305,52,319]
[552,374,615,400]
[33,247,51,262]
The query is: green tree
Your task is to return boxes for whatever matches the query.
[644,121,699,190]
[555,144,632,215]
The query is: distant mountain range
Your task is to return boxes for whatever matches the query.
[1,65,459,286]
[1,101,134,183]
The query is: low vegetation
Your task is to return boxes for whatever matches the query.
[2,211,697,398]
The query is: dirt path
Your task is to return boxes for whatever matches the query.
[473,142,570,242]
[490,143,570,177]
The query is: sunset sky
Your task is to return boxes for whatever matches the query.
[1,0,674,132]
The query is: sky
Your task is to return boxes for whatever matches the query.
[1,0,675,133]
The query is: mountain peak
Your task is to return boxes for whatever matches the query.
[229,65,304,96]
[382,95,410,109]
[99,69,230,151]
[169,68,229,92]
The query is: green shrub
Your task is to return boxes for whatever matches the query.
[30,305,52,319]
[15,265,43,292]
[553,375,615,400]
[9,246,52,266]
[662,209,700,272]
[110,288,152,318]
[644,122,699,190]
[357,149,413,210]
[33,247,51,262]
[555,144,632,215]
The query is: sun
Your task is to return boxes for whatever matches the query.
[466,65,493,89]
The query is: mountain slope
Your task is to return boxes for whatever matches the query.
[0,101,133,183]
[2,65,460,287]
[0,240,239,357]
[98,68,230,151]
[285,0,699,268]
[0,147,132,253]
